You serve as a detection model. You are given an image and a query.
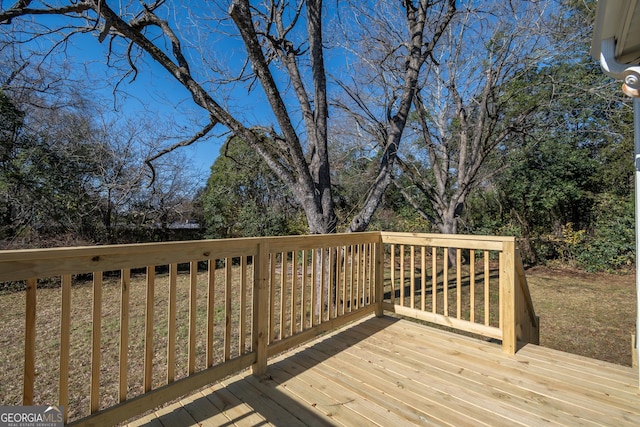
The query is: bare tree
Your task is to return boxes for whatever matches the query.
[1,0,456,234]
[1,53,204,245]
[87,112,205,243]
[90,116,152,242]
[393,1,551,237]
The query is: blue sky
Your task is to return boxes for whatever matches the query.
[4,1,374,187]
[50,0,332,187]
[62,37,222,182]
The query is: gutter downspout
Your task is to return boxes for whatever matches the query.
[599,38,640,94]
[599,37,640,384]
[634,98,640,379]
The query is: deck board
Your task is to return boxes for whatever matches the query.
[177,389,237,427]
[127,315,640,426]
[340,321,616,426]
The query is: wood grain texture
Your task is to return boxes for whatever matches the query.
[119,269,130,400]
[60,275,71,421]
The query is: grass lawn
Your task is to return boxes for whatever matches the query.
[526,266,636,366]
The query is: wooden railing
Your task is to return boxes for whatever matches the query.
[0,232,537,426]
[379,233,539,353]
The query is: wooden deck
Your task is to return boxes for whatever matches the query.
[127,315,640,427]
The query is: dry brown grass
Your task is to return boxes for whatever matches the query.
[383,260,637,367]
[526,266,636,366]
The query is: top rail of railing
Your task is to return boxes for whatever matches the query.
[0,232,382,282]
[379,231,515,249]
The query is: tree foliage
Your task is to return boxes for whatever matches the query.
[0,90,100,243]
[459,0,635,270]
[201,136,303,238]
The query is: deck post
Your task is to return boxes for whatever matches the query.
[501,239,516,355]
[375,240,384,317]
[253,241,270,376]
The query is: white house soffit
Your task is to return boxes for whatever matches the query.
[591,0,640,65]
[618,0,640,64]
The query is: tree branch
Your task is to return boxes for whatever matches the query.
[1,3,93,24]
[145,119,217,184]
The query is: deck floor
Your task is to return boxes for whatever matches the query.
[127,315,640,426]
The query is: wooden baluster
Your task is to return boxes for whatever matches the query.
[362,244,368,307]
[224,258,232,361]
[119,270,130,400]
[252,242,269,376]
[91,272,103,412]
[375,242,384,317]
[311,249,318,322]
[342,246,348,314]
[457,248,462,319]
[23,278,36,406]
[188,261,198,373]
[291,251,298,335]
[328,248,334,319]
[368,243,374,307]
[240,256,248,355]
[279,253,286,338]
[399,245,405,307]
[410,246,415,309]
[470,251,476,323]
[349,246,354,311]
[301,250,308,330]
[443,250,449,317]
[60,275,72,421]
[336,247,343,316]
[206,260,215,367]
[484,251,490,326]
[270,253,277,341]
[432,247,437,314]
[390,244,395,305]
[420,247,426,312]
[143,267,154,394]
[320,248,326,320]
[167,264,177,381]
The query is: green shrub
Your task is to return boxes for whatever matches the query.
[576,195,635,272]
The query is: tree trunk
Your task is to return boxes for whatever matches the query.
[438,207,459,267]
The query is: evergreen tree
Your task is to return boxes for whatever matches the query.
[201,136,303,239]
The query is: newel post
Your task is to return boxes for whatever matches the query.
[375,237,384,317]
[501,239,517,355]
[253,241,270,376]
